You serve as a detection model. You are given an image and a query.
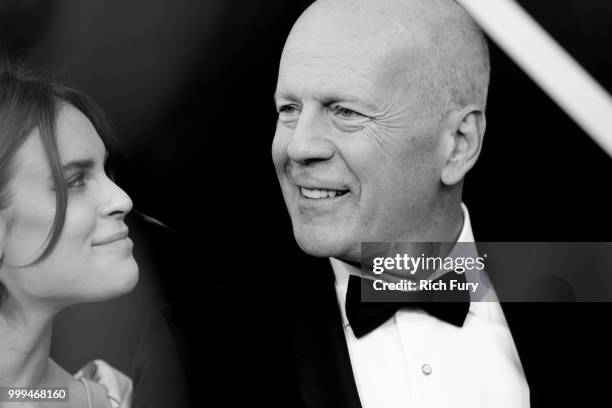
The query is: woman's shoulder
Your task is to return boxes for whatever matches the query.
[74,360,132,408]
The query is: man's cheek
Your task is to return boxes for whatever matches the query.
[271,145,283,169]
[271,130,290,164]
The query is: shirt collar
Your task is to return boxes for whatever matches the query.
[330,203,493,327]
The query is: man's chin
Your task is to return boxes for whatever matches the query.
[293,226,359,262]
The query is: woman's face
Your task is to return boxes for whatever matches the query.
[0,104,138,308]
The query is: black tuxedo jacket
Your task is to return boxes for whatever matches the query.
[161,249,611,407]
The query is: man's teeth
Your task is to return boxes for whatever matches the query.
[300,187,347,199]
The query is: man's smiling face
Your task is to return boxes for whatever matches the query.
[272,5,452,263]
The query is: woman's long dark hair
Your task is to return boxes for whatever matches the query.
[0,61,121,298]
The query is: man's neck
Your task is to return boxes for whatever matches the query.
[435,200,465,243]
[333,201,468,272]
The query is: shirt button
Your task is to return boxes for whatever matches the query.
[421,363,432,375]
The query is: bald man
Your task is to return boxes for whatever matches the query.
[273,0,489,258]
[270,0,527,406]
[200,1,610,407]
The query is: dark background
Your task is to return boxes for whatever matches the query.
[1,0,610,374]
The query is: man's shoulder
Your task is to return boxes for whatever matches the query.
[207,248,333,300]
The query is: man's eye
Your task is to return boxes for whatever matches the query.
[331,105,362,118]
[277,105,301,127]
[278,104,299,115]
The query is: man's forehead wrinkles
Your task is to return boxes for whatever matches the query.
[282,44,379,77]
[278,66,378,104]
[283,39,372,63]
[278,79,375,104]
[281,59,374,79]
[278,24,419,112]
[281,32,426,92]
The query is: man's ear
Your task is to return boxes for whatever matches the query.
[441,106,486,186]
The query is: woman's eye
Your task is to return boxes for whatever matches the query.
[67,173,86,189]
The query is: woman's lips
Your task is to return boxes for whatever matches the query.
[92,229,129,246]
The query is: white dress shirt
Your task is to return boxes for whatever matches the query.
[330,204,530,408]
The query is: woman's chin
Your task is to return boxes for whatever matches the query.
[88,260,140,302]
[109,261,140,298]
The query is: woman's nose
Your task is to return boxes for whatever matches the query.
[101,177,133,217]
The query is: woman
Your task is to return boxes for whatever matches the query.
[0,65,137,407]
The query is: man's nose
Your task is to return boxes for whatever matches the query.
[286,107,334,164]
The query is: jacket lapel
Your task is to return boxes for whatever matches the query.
[291,256,362,408]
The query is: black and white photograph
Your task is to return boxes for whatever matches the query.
[1,0,611,407]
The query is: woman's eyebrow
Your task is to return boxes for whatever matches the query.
[47,159,95,183]
[61,159,95,172]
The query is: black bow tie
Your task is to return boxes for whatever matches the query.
[345,271,470,338]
